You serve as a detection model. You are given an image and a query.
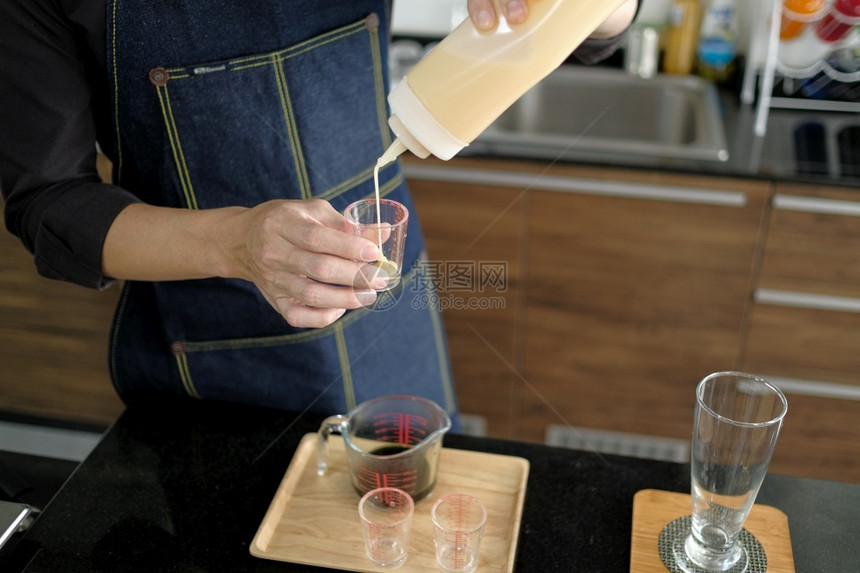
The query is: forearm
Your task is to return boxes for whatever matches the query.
[101,202,247,282]
[466,0,638,37]
[590,0,638,39]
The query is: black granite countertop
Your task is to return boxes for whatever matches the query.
[1,399,858,572]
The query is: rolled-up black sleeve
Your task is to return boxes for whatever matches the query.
[0,0,139,289]
[573,33,630,65]
[572,1,640,65]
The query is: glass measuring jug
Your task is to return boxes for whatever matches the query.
[317,395,452,500]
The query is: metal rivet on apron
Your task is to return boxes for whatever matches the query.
[170,341,186,355]
[149,67,169,86]
[365,13,379,31]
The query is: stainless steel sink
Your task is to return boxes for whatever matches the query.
[472,66,729,163]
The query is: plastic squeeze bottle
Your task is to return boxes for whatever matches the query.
[378,0,631,166]
[663,0,702,75]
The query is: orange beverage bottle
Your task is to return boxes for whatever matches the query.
[780,0,826,41]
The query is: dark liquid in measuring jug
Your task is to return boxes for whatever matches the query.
[353,443,438,501]
[371,445,412,455]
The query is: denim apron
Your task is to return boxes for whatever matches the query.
[105,0,457,421]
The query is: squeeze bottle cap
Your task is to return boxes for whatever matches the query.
[376,137,408,169]
[388,79,468,161]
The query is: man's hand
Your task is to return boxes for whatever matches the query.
[467,0,528,31]
[227,199,386,328]
[466,0,637,37]
[591,0,638,39]
[103,199,387,329]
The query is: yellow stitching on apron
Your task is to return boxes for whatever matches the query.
[178,261,421,353]
[359,171,403,201]
[368,20,391,149]
[160,19,366,78]
[155,85,198,209]
[272,55,311,199]
[154,17,376,202]
[334,322,356,410]
[229,19,366,70]
[180,302,368,352]
[311,19,389,200]
[227,60,272,72]
[422,264,456,414]
[173,347,202,399]
[110,0,123,178]
[314,165,375,201]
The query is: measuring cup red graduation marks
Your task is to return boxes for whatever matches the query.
[317,395,452,501]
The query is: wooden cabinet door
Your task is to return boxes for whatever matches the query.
[0,230,123,425]
[746,184,860,383]
[743,183,860,482]
[408,157,771,444]
[407,158,526,439]
[519,167,771,446]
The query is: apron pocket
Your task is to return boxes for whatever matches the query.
[169,267,456,415]
[150,14,391,209]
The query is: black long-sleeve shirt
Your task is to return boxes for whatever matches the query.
[0,0,632,289]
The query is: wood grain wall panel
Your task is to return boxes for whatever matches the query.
[519,180,771,444]
[743,304,860,386]
[768,392,860,483]
[758,184,860,298]
[0,229,123,425]
[408,175,525,439]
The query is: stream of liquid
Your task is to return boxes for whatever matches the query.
[372,159,384,252]
[371,139,406,264]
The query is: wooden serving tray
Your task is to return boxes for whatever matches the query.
[630,489,795,572]
[251,433,529,572]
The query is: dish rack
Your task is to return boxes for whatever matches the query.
[742,0,860,137]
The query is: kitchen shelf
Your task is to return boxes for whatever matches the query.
[742,0,860,137]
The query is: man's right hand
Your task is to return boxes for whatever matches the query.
[102,198,386,329]
[467,0,529,31]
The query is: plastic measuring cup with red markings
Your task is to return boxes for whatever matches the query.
[358,487,414,568]
[431,493,487,573]
[317,395,451,500]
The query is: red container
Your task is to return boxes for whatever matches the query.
[815,0,860,42]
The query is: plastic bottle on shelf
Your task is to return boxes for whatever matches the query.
[380,0,630,163]
[815,0,860,43]
[664,0,702,75]
[696,0,739,83]
[780,0,826,41]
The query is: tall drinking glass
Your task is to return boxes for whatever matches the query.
[674,372,788,572]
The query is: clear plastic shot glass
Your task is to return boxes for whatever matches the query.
[431,493,486,573]
[357,487,414,568]
[344,198,408,292]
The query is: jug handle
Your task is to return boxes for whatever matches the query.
[317,415,346,476]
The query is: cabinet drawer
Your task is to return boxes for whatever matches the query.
[767,391,860,483]
[758,185,860,298]
[744,303,860,387]
[516,171,770,445]
[748,182,860,387]
[407,164,525,440]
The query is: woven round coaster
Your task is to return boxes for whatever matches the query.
[658,515,767,573]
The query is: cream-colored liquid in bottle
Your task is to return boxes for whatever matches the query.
[387,0,630,160]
